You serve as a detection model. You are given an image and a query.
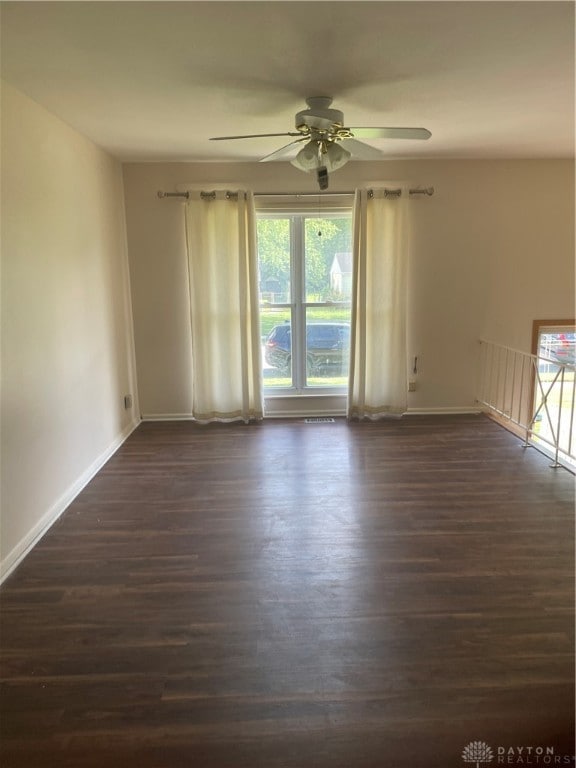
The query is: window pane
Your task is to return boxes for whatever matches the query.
[304,217,352,303]
[261,311,292,388]
[305,307,351,388]
[257,218,291,304]
[538,329,576,367]
[258,218,292,388]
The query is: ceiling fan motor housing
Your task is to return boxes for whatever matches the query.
[295,97,344,134]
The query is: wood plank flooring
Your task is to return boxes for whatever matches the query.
[1,415,574,768]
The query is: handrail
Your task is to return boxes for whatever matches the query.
[477,339,575,470]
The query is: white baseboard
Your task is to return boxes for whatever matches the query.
[141,413,195,421]
[0,418,141,585]
[142,407,481,420]
[406,406,482,415]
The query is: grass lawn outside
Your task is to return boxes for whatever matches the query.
[263,373,348,388]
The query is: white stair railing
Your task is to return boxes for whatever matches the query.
[477,339,575,469]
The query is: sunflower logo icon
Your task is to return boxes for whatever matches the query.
[462,741,494,768]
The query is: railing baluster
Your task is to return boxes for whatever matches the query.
[478,341,487,405]
[488,342,495,408]
[502,347,510,417]
[523,357,535,448]
[510,349,518,424]
[550,367,565,468]
[520,353,528,427]
[567,373,576,456]
[495,346,503,414]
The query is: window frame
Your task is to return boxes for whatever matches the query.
[257,207,353,396]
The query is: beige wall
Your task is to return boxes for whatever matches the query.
[1,82,139,577]
[123,159,574,417]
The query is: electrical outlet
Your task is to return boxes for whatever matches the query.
[408,380,417,392]
[124,394,133,409]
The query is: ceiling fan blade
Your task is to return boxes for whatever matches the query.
[210,132,302,141]
[349,127,432,140]
[259,138,307,163]
[340,138,384,161]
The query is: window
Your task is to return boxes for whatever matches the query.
[257,211,353,393]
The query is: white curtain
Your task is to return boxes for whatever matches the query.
[185,190,263,423]
[348,188,409,419]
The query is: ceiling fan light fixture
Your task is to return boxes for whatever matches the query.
[323,141,351,172]
[291,139,351,174]
[290,139,321,172]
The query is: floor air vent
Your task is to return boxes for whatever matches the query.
[304,417,336,423]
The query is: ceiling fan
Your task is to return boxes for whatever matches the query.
[210,96,431,190]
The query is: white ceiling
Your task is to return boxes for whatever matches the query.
[1,1,574,163]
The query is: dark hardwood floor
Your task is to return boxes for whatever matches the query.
[1,415,574,768]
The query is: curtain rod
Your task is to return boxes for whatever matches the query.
[157,187,434,200]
